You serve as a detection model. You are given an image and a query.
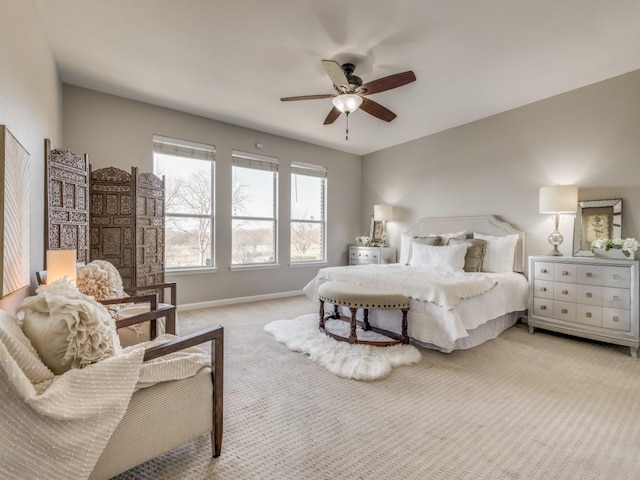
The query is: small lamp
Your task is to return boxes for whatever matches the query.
[46,249,77,285]
[539,185,578,256]
[374,204,394,247]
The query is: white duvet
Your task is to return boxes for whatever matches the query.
[303,265,529,352]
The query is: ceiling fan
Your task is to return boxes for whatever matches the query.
[280,60,416,125]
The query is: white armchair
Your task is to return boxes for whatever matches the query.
[0,304,223,480]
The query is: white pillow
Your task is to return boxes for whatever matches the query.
[399,231,465,265]
[17,279,121,375]
[473,232,519,273]
[409,243,468,273]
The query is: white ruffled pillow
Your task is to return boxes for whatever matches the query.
[399,230,466,265]
[17,279,121,375]
[409,243,468,273]
[77,260,127,300]
[473,232,519,273]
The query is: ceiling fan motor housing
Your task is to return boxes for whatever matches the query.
[341,63,363,89]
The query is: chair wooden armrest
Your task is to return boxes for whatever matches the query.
[143,325,224,457]
[124,283,177,335]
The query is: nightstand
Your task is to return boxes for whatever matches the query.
[348,245,396,265]
[528,255,639,357]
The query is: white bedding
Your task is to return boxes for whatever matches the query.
[303,266,528,352]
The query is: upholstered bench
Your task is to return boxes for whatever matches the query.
[317,281,411,346]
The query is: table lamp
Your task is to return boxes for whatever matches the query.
[539,185,578,256]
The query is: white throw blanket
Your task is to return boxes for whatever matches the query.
[303,264,497,309]
[0,310,210,480]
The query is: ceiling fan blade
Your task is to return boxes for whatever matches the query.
[358,71,416,96]
[323,107,341,125]
[360,97,397,122]
[280,94,335,102]
[322,60,349,91]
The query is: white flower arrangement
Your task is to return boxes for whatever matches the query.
[591,237,640,258]
[355,236,371,246]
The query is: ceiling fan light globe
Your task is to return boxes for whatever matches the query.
[332,94,363,114]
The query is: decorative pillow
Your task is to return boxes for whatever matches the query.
[399,234,442,265]
[473,232,519,273]
[17,279,121,375]
[77,260,127,300]
[409,243,467,273]
[439,230,467,240]
[447,237,488,272]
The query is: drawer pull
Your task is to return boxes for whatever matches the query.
[541,287,547,292]
[586,312,592,318]
[541,268,548,274]
[586,272,593,278]
[613,274,620,279]
[540,305,547,310]
[613,316,620,322]
[586,292,593,298]
[561,308,568,314]
[562,271,569,276]
[613,295,620,301]
[562,290,568,295]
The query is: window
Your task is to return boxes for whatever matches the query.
[153,135,215,270]
[290,162,327,263]
[231,150,278,266]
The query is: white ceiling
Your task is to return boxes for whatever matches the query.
[36,0,640,156]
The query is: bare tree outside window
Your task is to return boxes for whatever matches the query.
[290,164,326,263]
[153,136,215,269]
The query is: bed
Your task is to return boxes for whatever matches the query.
[303,215,529,353]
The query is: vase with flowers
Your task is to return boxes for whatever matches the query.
[590,237,640,259]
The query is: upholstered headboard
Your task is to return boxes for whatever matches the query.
[402,215,526,273]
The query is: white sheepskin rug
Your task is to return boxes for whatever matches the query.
[264,313,422,381]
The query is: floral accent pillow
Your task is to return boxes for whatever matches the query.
[17,279,121,375]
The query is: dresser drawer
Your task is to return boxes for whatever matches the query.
[533,298,553,317]
[554,301,576,323]
[576,304,602,327]
[575,284,602,306]
[533,280,554,299]
[534,262,555,281]
[601,287,630,309]
[602,266,631,288]
[602,308,630,332]
[576,264,603,286]
[349,247,380,264]
[554,264,577,283]
[554,282,577,303]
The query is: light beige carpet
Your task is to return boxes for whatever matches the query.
[115,296,640,479]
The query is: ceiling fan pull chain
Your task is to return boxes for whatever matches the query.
[345,112,350,141]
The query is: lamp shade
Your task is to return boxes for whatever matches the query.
[374,204,394,222]
[46,249,77,285]
[539,186,578,214]
[331,94,363,114]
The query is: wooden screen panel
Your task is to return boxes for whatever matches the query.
[136,172,165,287]
[90,166,135,289]
[45,140,90,265]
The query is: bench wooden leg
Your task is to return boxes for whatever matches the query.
[363,308,371,331]
[319,299,325,330]
[349,307,358,344]
[401,308,409,345]
[333,304,340,319]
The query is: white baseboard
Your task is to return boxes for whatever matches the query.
[177,290,305,312]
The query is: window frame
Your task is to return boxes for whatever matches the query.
[290,161,327,265]
[230,150,279,269]
[152,135,216,272]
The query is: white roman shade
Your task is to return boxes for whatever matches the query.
[232,150,278,172]
[152,135,215,161]
[291,162,327,178]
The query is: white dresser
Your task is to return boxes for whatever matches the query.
[348,245,396,265]
[528,256,639,357]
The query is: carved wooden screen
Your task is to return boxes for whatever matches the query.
[136,172,165,287]
[90,166,165,289]
[45,140,90,265]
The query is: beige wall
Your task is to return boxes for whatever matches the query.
[63,85,361,305]
[362,70,640,270]
[0,0,62,312]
